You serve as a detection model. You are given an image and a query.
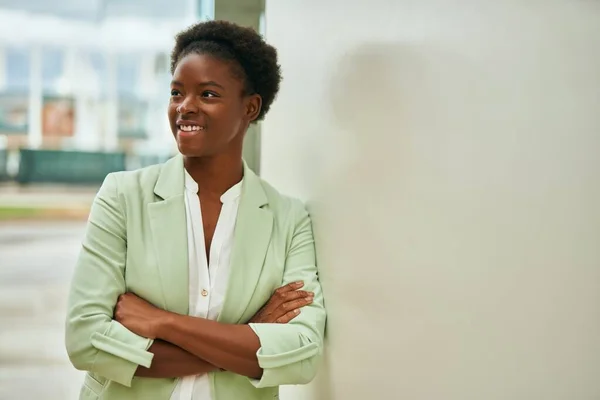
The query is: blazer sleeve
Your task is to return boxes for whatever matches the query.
[65,173,154,387]
[247,199,327,388]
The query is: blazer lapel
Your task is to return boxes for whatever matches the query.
[147,155,189,315]
[218,163,273,324]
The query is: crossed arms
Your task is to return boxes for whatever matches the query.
[64,173,326,388]
[114,281,314,379]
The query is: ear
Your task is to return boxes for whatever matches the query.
[245,94,262,122]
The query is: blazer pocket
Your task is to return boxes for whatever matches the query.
[81,373,105,398]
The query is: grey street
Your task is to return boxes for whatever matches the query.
[0,221,308,400]
[0,221,86,400]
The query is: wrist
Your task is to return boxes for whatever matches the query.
[155,311,176,340]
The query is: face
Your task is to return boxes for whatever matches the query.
[168,53,261,158]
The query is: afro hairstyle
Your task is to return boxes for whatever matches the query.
[170,20,282,122]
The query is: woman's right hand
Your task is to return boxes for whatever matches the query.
[248,281,314,324]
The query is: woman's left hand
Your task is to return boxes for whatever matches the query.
[249,281,314,324]
[114,292,168,339]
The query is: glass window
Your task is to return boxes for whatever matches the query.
[42,48,64,94]
[5,47,30,91]
[88,51,109,98]
[117,53,138,97]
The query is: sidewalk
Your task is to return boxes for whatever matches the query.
[0,183,98,220]
[0,221,86,400]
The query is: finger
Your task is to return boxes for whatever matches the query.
[281,290,312,302]
[276,309,301,323]
[263,289,310,314]
[271,290,311,311]
[280,295,314,313]
[264,290,314,317]
[274,281,304,296]
[267,295,313,322]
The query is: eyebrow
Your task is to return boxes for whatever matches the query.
[171,80,226,90]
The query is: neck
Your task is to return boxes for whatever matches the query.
[183,152,244,196]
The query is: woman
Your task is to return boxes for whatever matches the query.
[65,20,326,400]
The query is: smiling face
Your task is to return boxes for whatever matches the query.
[168,53,261,158]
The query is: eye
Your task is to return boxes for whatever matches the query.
[170,89,181,96]
[202,91,219,98]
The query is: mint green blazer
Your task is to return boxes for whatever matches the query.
[65,155,326,400]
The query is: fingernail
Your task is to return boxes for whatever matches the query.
[295,281,304,287]
[295,309,301,314]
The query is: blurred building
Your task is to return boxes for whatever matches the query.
[0,0,264,182]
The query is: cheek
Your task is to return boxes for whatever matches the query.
[222,104,247,129]
[208,105,241,130]
[216,116,244,141]
[167,104,177,120]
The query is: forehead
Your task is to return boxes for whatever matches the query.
[172,53,243,89]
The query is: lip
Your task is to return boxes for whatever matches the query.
[176,119,206,135]
[176,119,204,127]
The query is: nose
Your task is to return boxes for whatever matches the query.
[176,95,199,115]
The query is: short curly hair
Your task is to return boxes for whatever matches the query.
[170,20,282,122]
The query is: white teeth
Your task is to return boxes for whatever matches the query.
[179,125,203,131]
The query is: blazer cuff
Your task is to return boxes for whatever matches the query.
[90,320,154,387]
[247,323,320,388]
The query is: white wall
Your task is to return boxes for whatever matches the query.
[262,1,600,399]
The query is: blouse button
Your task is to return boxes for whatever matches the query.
[201,289,208,297]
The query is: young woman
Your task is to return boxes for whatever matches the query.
[65,20,326,400]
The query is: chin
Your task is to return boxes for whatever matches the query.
[175,135,206,157]
[177,146,206,158]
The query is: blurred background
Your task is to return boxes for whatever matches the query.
[0,1,263,398]
[2,0,600,400]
